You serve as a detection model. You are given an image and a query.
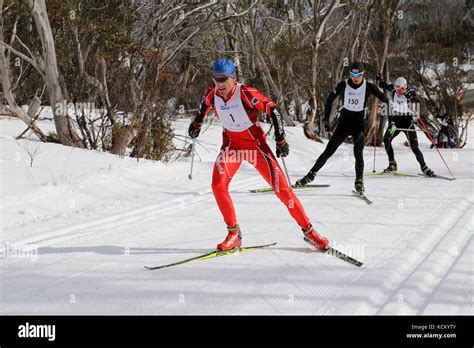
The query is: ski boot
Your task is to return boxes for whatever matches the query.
[303,225,329,251]
[383,160,397,173]
[294,171,316,187]
[421,165,435,177]
[217,225,242,251]
[354,178,365,194]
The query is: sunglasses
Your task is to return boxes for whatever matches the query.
[212,76,230,84]
[350,72,363,77]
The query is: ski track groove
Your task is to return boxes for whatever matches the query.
[340,196,473,315]
[319,195,447,314]
[0,260,117,314]
[377,199,473,314]
[0,175,277,313]
[419,235,473,314]
[1,175,263,251]
[240,247,324,315]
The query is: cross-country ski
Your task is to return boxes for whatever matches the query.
[145,243,277,270]
[250,184,330,193]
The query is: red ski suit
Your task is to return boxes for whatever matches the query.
[196,82,311,230]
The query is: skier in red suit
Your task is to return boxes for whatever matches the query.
[188,59,329,251]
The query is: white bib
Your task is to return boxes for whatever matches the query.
[214,84,253,132]
[392,93,412,114]
[343,79,366,112]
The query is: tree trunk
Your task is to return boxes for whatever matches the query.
[305,0,340,142]
[27,0,83,147]
[0,1,46,141]
[365,0,400,145]
[245,18,294,127]
[111,125,137,156]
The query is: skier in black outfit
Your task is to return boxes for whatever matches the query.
[295,62,389,194]
[376,74,435,176]
[433,114,454,148]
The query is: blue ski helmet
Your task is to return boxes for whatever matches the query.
[211,59,236,77]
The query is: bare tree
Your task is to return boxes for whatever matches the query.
[305,0,345,142]
[26,0,83,147]
[365,0,401,146]
[0,0,46,141]
[17,139,41,167]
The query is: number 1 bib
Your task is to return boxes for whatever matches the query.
[214,84,253,132]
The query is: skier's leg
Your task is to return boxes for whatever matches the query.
[294,121,348,187]
[252,144,311,230]
[309,122,347,174]
[350,119,366,192]
[405,128,426,167]
[353,131,365,180]
[211,147,242,227]
[383,129,399,162]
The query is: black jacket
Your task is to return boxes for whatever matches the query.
[324,79,389,121]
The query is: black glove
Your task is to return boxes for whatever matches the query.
[375,73,382,82]
[188,120,202,138]
[276,138,289,158]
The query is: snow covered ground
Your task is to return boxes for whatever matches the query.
[1,113,472,315]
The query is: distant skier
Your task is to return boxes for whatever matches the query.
[432,114,454,148]
[295,62,389,194]
[188,59,329,251]
[376,74,435,176]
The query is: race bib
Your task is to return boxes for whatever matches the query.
[343,79,366,112]
[214,84,253,132]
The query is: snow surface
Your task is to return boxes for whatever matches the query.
[0,113,472,315]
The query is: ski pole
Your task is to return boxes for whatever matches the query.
[392,128,424,132]
[188,138,196,180]
[373,98,379,173]
[417,114,455,179]
[281,157,292,187]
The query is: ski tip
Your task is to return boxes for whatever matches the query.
[325,246,364,267]
[249,188,273,193]
[418,173,456,180]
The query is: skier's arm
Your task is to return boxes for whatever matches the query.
[324,81,345,122]
[241,86,288,156]
[240,86,285,140]
[379,81,395,93]
[375,74,395,93]
[194,85,214,124]
[405,88,420,104]
[368,81,392,123]
[269,107,286,141]
[189,86,214,138]
[367,82,389,104]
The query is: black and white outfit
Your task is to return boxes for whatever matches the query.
[379,81,430,170]
[305,78,389,180]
